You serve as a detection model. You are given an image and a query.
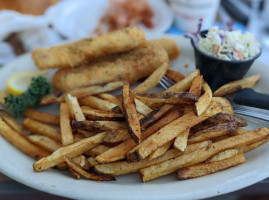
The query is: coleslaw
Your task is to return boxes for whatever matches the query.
[198,26,260,61]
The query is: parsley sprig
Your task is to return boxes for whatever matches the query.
[5,76,52,118]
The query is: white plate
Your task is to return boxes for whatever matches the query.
[0,34,269,200]
[47,0,173,39]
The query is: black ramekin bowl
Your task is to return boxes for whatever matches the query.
[191,30,261,91]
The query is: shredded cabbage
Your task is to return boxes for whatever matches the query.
[198,26,260,61]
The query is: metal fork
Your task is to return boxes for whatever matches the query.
[160,76,269,122]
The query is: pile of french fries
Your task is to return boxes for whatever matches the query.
[0,27,268,183]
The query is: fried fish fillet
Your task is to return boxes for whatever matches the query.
[32,26,145,69]
[52,43,168,91]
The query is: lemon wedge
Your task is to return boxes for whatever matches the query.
[7,70,48,96]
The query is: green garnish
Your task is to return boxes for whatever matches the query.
[4,76,52,118]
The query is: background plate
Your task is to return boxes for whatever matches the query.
[0,34,269,200]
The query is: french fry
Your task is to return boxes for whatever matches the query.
[188,122,240,144]
[65,94,85,121]
[39,92,62,105]
[134,98,153,116]
[72,155,90,170]
[213,74,260,97]
[165,69,184,83]
[240,138,269,152]
[195,83,212,116]
[81,107,124,121]
[177,153,246,180]
[23,118,61,142]
[32,26,145,70]
[60,102,74,145]
[64,82,124,100]
[149,139,174,161]
[28,135,62,152]
[122,83,142,143]
[212,97,234,115]
[79,96,120,113]
[140,127,269,182]
[71,121,126,131]
[95,109,183,163]
[189,75,203,97]
[164,69,200,93]
[98,93,123,111]
[0,109,23,134]
[64,156,116,181]
[209,113,247,127]
[84,144,111,157]
[207,149,240,162]
[173,129,190,151]
[127,101,222,161]
[94,140,212,176]
[88,157,99,167]
[33,131,107,172]
[134,92,198,105]
[0,90,8,105]
[0,118,50,160]
[76,129,97,138]
[133,60,169,94]
[140,104,174,129]
[103,129,130,145]
[23,108,60,126]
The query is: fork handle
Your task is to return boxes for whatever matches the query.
[233,88,269,110]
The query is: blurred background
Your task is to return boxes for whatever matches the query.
[0,0,269,199]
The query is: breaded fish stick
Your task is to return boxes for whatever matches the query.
[32,26,145,69]
[52,43,168,91]
[149,38,180,60]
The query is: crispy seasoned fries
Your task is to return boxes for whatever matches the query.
[23,118,61,142]
[149,139,174,161]
[174,129,190,151]
[103,129,130,145]
[33,131,107,172]
[165,69,184,83]
[122,83,142,143]
[94,140,212,176]
[177,153,246,180]
[82,107,124,121]
[195,83,212,116]
[98,93,123,111]
[32,26,145,69]
[212,97,234,114]
[79,96,120,113]
[95,109,183,163]
[133,61,169,94]
[213,74,260,97]
[127,101,222,161]
[134,99,153,116]
[71,121,126,132]
[24,108,60,126]
[28,135,61,152]
[65,94,85,121]
[60,102,74,145]
[134,92,198,105]
[0,109,23,133]
[207,149,240,163]
[0,118,50,160]
[140,104,174,129]
[189,75,203,97]
[165,69,200,93]
[140,127,269,182]
[64,156,115,181]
